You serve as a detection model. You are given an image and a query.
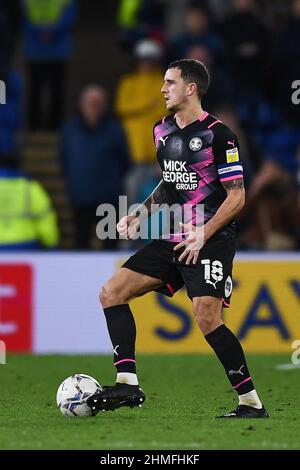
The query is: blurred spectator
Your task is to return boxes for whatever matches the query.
[186,44,234,109]
[208,0,232,21]
[0,70,22,154]
[138,0,166,43]
[248,124,299,204]
[241,123,300,250]
[0,153,59,250]
[60,85,130,250]
[117,0,166,49]
[164,0,191,39]
[117,0,143,48]
[23,0,77,130]
[275,0,300,126]
[167,3,222,63]
[0,0,22,78]
[221,0,271,96]
[115,39,165,205]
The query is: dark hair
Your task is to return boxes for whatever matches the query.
[167,59,210,99]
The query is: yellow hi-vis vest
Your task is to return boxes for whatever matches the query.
[25,0,71,25]
[0,174,59,247]
[117,0,140,28]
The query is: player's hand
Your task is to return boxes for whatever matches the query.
[117,215,140,240]
[173,222,205,265]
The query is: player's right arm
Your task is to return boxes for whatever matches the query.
[117,179,168,239]
[118,117,168,239]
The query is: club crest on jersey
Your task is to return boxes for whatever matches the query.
[189,137,202,151]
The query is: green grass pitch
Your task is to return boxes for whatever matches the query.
[0,354,299,450]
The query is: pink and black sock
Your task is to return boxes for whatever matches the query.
[205,324,254,395]
[103,304,136,374]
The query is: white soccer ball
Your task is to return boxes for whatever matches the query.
[56,373,102,417]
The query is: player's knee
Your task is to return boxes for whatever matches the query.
[197,315,218,335]
[195,311,215,333]
[194,298,221,335]
[99,285,116,308]
[99,284,128,308]
[99,286,106,306]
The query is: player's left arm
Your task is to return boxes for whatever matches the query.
[174,179,245,264]
[205,125,245,241]
[174,125,245,264]
[203,177,245,242]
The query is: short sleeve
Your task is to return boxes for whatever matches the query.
[212,124,244,183]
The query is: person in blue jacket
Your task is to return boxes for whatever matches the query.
[60,84,131,250]
[23,0,77,129]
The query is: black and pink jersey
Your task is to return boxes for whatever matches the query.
[153,112,244,241]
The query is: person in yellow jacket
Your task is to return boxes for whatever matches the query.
[115,39,166,204]
[0,154,59,250]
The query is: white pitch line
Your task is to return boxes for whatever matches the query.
[106,441,202,449]
[275,363,300,370]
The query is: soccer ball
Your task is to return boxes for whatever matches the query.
[56,373,102,417]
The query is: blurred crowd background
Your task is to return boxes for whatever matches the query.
[0,0,299,251]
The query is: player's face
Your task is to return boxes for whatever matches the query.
[161,68,190,113]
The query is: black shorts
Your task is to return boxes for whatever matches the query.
[122,237,236,307]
